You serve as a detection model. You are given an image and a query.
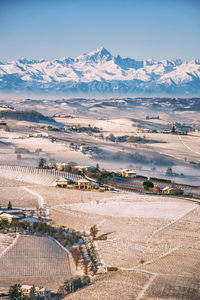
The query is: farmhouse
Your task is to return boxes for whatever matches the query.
[21,285,51,298]
[160,186,175,195]
[0,213,14,223]
[56,177,73,187]
[30,132,49,138]
[56,177,104,192]
[77,179,92,190]
[121,169,136,178]
[55,162,67,171]
[73,165,97,173]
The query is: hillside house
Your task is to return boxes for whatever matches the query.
[73,165,97,173]
[55,162,67,171]
[160,186,176,195]
[121,169,136,178]
[0,213,14,224]
[21,285,51,298]
[30,132,49,138]
[56,178,73,187]
[77,179,91,189]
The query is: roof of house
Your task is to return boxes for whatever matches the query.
[0,213,14,218]
[56,177,71,182]
[160,186,171,191]
[19,217,51,224]
[74,165,96,169]
[77,179,90,183]
[122,169,136,173]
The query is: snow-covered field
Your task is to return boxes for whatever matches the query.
[1,170,200,297]
[64,200,195,220]
[1,114,200,184]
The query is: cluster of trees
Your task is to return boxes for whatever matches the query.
[38,158,47,169]
[71,238,99,276]
[143,180,154,190]
[106,133,157,144]
[0,218,9,230]
[70,246,82,270]
[0,110,51,122]
[8,284,38,300]
[58,275,90,298]
[69,123,100,133]
[0,219,81,248]
[90,224,98,239]
[8,284,23,300]
[70,225,100,276]
[87,242,98,275]
[96,171,113,186]
[86,167,114,186]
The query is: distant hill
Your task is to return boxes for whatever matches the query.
[0,47,200,96]
[0,109,52,122]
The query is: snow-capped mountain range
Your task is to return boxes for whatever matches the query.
[0,47,200,96]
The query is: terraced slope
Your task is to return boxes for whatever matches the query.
[0,235,72,290]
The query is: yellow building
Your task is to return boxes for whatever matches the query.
[121,169,136,178]
[160,187,176,194]
[56,178,72,187]
[56,178,105,192]
[0,213,13,224]
[73,165,96,173]
[77,179,92,190]
[77,179,104,192]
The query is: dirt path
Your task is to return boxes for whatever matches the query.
[178,135,200,155]
[135,273,157,300]
[0,234,19,259]
[21,186,44,208]
[146,204,197,243]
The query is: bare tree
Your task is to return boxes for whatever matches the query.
[90,224,98,240]
[70,247,81,270]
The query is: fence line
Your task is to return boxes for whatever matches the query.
[0,163,82,181]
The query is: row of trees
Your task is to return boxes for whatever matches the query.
[0,219,81,248]
[70,225,100,276]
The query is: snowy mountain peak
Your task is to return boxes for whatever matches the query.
[0,48,200,96]
[77,47,112,63]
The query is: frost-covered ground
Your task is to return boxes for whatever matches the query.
[1,111,200,184]
[64,200,195,220]
[1,173,200,298]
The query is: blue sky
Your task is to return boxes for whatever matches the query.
[0,0,199,61]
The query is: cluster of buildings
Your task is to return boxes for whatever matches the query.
[69,143,101,155]
[54,162,97,173]
[0,208,49,225]
[56,178,109,192]
[0,104,14,111]
[153,186,183,195]
[121,169,136,178]
[0,209,25,224]
[29,132,49,138]
[21,285,51,299]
